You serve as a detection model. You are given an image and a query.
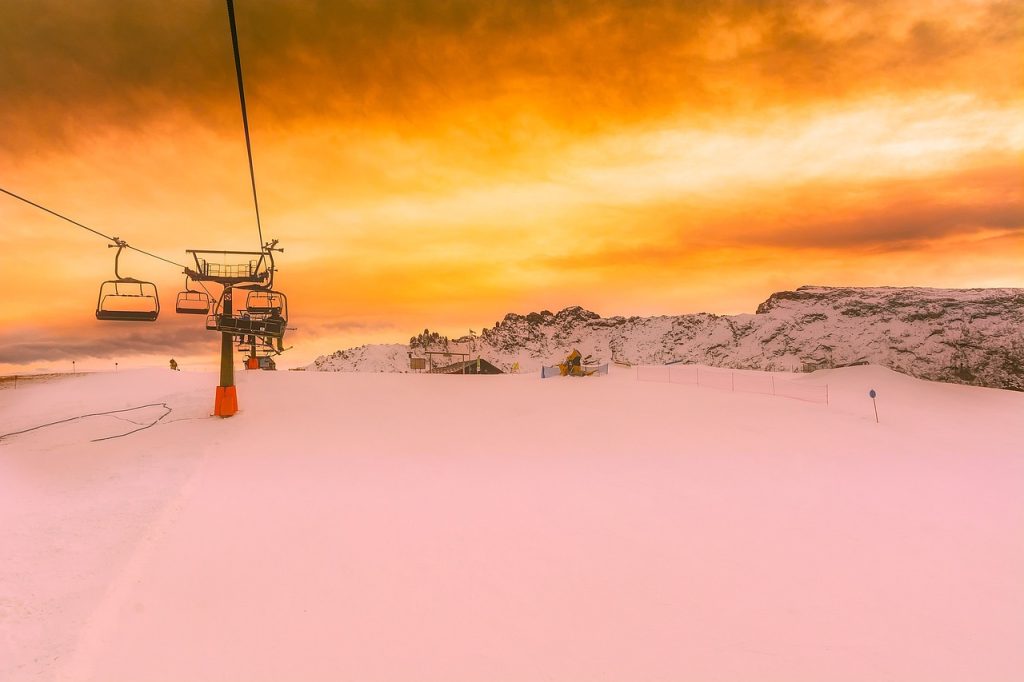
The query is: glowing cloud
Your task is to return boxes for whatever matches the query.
[1,0,1021,369]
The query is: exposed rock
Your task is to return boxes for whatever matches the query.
[307,286,1024,390]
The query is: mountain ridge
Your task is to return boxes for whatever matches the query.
[307,286,1024,390]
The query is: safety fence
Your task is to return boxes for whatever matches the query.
[0,372,88,390]
[636,364,829,404]
[541,363,610,378]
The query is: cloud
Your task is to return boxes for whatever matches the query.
[0,317,215,364]
[537,162,1024,269]
[1,0,1020,156]
[1,1,1021,368]
[760,200,1023,251]
[728,163,1024,250]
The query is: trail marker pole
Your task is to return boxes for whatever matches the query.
[869,389,879,423]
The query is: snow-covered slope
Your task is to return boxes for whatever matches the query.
[307,286,1024,390]
[3,367,1024,681]
[306,343,409,373]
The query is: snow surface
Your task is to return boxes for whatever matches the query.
[307,342,411,373]
[2,366,1023,681]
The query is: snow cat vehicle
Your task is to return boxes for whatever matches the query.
[559,349,599,376]
[541,350,608,377]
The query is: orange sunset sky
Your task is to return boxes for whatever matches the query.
[1,0,1021,372]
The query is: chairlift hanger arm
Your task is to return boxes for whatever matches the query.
[110,239,127,279]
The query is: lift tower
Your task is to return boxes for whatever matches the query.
[185,243,285,416]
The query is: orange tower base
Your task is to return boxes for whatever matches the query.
[214,385,238,417]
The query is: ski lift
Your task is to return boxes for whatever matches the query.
[245,289,287,321]
[175,275,211,315]
[206,286,287,339]
[245,355,276,370]
[95,239,160,321]
[245,289,285,315]
[235,334,278,354]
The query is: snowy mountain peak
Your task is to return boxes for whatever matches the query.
[307,286,1024,390]
[756,285,1024,316]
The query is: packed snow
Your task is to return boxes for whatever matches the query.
[1,365,1022,681]
[307,342,411,374]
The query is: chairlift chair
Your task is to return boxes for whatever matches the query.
[206,311,286,339]
[227,316,284,338]
[245,288,288,351]
[245,289,287,320]
[95,240,160,321]
[235,334,279,355]
[175,276,212,315]
[206,286,286,339]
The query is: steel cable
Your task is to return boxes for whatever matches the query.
[225,0,265,253]
[0,186,218,301]
[0,402,175,443]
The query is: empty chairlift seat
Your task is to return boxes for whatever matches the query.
[95,278,160,321]
[95,239,160,322]
[175,288,211,315]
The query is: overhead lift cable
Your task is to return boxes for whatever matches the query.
[0,186,186,269]
[226,0,265,253]
[0,186,215,300]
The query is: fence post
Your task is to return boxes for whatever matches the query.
[731,372,735,392]
[825,384,829,406]
[770,375,775,395]
[696,367,700,387]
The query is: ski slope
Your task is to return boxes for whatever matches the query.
[1,366,1022,681]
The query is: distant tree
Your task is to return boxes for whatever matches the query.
[411,328,452,352]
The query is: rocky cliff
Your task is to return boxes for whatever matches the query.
[307,286,1024,390]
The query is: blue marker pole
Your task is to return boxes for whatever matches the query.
[869,389,879,423]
